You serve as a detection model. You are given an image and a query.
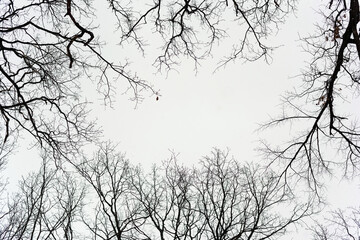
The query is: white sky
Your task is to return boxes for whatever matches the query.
[90,0,315,168]
[3,1,360,238]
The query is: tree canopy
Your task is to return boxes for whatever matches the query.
[0,148,313,239]
[1,0,360,239]
[1,0,359,183]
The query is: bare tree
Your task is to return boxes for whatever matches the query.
[127,149,314,240]
[0,146,317,239]
[77,143,147,240]
[194,149,313,240]
[71,147,313,240]
[0,0,158,161]
[114,0,296,70]
[131,155,204,240]
[311,207,360,240]
[260,0,360,192]
[0,157,85,240]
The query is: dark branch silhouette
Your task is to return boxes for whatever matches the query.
[260,0,360,193]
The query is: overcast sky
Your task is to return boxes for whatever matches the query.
[4,1,360,234]
[90,1,315,166]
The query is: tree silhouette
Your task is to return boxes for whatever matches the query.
[194,149,313,240]
[260,0,360,192]
[0,0,155,161]
[0,157,85,239]
[131,149,313,240]
[131,155,204,240]
[311,208,360,240]
[2,1,360,237]
[1,147,313,239]
[77,143,146,239]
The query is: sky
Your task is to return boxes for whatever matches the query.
[89,0,315,167]
[2,1,360,238]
